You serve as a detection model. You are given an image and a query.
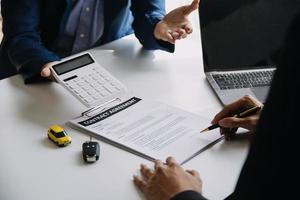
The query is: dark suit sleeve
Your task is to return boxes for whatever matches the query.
[170,191,207,200]
[131,0,174,53]
[1,0,60,84]
[224,14,300,200]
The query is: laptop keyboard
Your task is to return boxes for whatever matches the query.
[212,70,275,90]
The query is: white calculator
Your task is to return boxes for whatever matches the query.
[51,52,127,108]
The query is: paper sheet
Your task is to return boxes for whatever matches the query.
[69,97,223,164]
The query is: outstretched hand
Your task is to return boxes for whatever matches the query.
[154,0,200,44]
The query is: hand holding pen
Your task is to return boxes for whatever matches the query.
[203,95,263,140]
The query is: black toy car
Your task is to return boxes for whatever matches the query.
[82,141,100,163]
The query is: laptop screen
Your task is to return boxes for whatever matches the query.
[199,0,300,71]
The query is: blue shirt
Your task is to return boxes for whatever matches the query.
[55,0,105,56]
[1,0,174,83]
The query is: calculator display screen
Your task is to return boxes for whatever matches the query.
[53,54,94,75]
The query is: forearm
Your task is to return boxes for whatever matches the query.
[5,35,59,83]
[131,0,174,52]
[1,0,59,83]
[171,190,208,200]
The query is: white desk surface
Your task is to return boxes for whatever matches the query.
[0,32,250,200]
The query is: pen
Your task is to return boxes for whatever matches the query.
[200,105,262,133]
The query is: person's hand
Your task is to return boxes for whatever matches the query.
[40,62,55,80]
[133,157,203,200]
[211,95,263,140]
[154,0,200,44]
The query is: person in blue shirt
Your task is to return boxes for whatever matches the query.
[0,0,199,83]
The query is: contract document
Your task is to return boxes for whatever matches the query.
[69,97,223,164]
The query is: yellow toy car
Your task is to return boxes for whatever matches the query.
[47,125,71,147]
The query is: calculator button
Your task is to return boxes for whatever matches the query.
[85,78,93,83]
[91,76,98,81]
[94,94,101,98]
[104,84,116,93]
[101,90,109,96]
[97,78,105,84]
[79,93,88,98]
[73,87,82,91]
[82,86,90,91]
[104,76,112,81]
[77,81,85,87]
[85,97,94,103]
[74,90,81,94]
[86,90,96,96]
[91,83,98,88]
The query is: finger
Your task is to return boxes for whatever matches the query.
[166,157,179,167]
[211,95,258,124]
[229,128,238,139]
[224,128,238,141]
[167,31,176,43]
[220,127,233,139]
[180,33,188,39]
[176,29,187,39]
[177,28,186,35]
[40,66,51,78]
[140,164,154,180]
[156,28,175,44]
[220,127,226,135]
[186,169,200,178]
[225,134,232,141]
[154,160,164,171]
[184,24,193,34]
[133,175,147,193]
[165,32,176,44]
[171,32,181,40]
[212,102,244,124]
[183,0,200,16]
[219,117,252,130]
[219,117,246,128]
[173,29,188,40]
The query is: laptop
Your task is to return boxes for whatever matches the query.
[198,0,300,105]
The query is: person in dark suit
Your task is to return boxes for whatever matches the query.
[133,12,299,200]
[0,0,199,82]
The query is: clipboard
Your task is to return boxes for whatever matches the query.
[69,97,224,164]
